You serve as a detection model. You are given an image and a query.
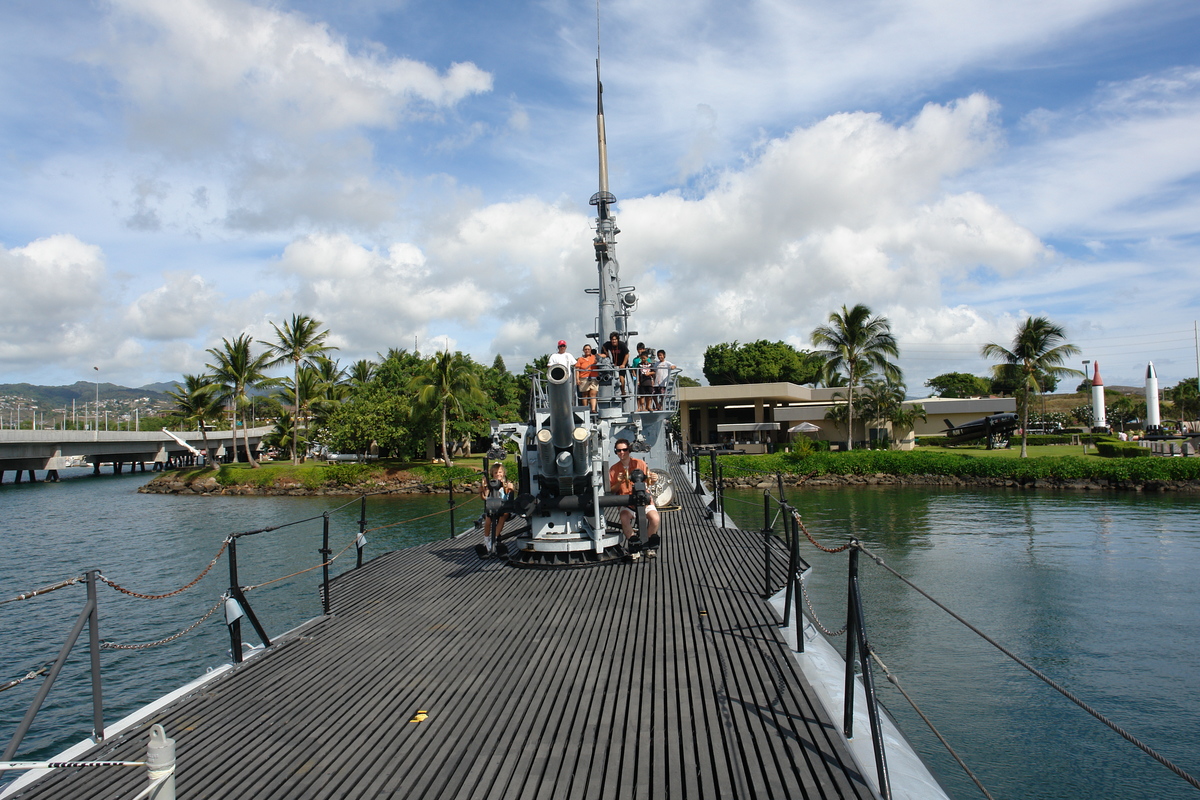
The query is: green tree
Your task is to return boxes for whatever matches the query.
[1168,378,1200,420]
[677,375,701,388]
[165,374,223,467]
[981,316,1081,457]
[924,372,990,398]
[702,340,821,385]
[1108,395,1145,431]
[409,350,486,467]
[262,314,336,464]
[348,358,377,388]
[992,364,1060,396]
[810,304,901,450]
[479,355,522,423]
[859,378,925,447]
[206,333,275,467]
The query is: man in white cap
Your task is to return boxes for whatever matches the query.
[548,339,575,370]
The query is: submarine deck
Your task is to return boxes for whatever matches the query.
[11,467,873,799]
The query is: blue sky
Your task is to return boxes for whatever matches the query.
[2,0,1199,393]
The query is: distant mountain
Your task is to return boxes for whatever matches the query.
[140,381,182,394]
[0,381,175,410]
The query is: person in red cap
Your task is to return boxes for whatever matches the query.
[549,339,575,370]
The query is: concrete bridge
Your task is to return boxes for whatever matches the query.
[0,427,274,483]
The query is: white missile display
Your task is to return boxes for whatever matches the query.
[1090,362,1106,429]
[1145,362,1161,428]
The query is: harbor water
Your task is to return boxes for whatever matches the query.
[0,467,469,788]
[3,469,1200,798]
[719,484,1200,800]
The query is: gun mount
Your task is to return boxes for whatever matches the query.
[475,43,677,568]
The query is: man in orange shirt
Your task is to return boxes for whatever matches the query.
[607,437,660,557]
[575,344,599,412]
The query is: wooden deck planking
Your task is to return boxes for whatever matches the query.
[10,467,872,800]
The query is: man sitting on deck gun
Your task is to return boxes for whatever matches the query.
[608,438,661,559]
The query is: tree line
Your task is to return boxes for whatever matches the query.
[699,308,1196,457]
[167,314,534,468]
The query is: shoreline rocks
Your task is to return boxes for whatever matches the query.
[717,473,1200,493]
[137,471,479,497]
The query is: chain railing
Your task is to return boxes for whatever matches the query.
[705,451,1200,800]
[1,480,481,772]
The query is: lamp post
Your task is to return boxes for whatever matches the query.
[1081,360,1091,451]
[93,366,100,441]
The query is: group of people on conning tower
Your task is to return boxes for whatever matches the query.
[551,333,676,413]
[478,437,661,560]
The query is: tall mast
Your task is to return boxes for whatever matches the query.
[591,55,625,344]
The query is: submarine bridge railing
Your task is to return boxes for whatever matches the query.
[529,365,681,414]
[690,451,1200,800]
[0,474,481,786]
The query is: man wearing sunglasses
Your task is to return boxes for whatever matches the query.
[607,438,660,557]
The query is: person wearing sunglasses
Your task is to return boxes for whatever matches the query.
[607,438,660,557]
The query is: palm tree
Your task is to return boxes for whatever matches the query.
[861,378,926,448]
[408,350,485,467]
[811,304,901,450]
[348,358,377,388]
[263,314,336,464]
[166,374,223,467]
[207,333,275,468]
[981,316,1081,457]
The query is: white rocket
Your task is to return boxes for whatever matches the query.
[1145,362,1161,428]
[1091,362,1106,429]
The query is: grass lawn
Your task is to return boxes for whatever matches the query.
[916,443,1105,459]
[172,456,512,488]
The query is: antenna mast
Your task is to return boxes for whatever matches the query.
[590,0,625,343]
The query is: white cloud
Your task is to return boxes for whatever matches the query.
[973,67,1200,239]
[0,236,110,369]
[96,0,492,143]
[125,272,223,339]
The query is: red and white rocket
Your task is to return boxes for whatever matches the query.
[1145,362,1161,428]
[1091,362,1106,429]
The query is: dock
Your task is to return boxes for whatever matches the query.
[9,467,873,799]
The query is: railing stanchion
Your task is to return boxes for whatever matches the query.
[2,569,103,767]
[87,570,104,741]
[843,542,860,738]
[225,536,271,662]
[850,560,891,798]
[693,451,703,494]
[320,512,332,615]
[448,479,456,539]
[356,495,367,568]
[762,491,772,598]
[791,511,804,653]
[782,503,796,628]
[226,537,244,663]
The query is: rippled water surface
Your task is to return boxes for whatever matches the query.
[0,468,464,785]
[4,471,1200,798]
[719,484,1200,799]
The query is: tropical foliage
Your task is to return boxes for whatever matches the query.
[165,374,223,466]
[263,314,335,464]
[810,304,901,450]
[981,316,1081,458]
[702,340,822,385]
[924,372,991,398]
[206,333,275,467]
[408,350,486,467]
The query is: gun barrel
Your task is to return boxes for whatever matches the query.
[546,364,576,449]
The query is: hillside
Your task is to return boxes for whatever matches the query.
[0,381,175,414]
